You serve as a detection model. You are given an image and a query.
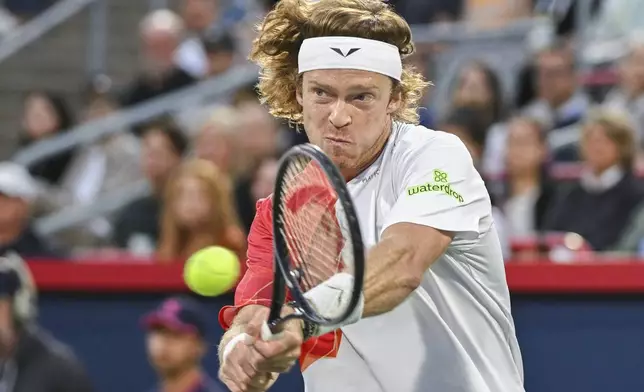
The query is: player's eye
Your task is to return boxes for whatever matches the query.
[313,88,328,97]
[353,93,373,102]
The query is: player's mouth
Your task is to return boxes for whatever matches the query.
[324,136,351,145]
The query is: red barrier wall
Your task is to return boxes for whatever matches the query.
[26,260,644,293]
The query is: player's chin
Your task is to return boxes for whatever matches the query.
[322,142,354,159]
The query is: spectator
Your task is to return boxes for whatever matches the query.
[502,116,555,238]
[544,111,644,251]
[613,202,644,255]
[157,159,245,263]
[120,10,197,108]
[463,0,532,30]
[0,254,94,392]
[440,106,489,166]
[450,60,506,129]
[523,41,590,154]
[142,296,225,392]
[202,30,237,78]
[193,106,265,232]
[112,120,188,255]
[483,41,591,176]
[231,80,260,107]
[602,33,644,146]
[250,157,279,203]
[194,106,238,174]
[440,106,510,258]
[236,102,282,175]
[47,87,142,249]
[0,163,63,259]
[175,0,220,78]
[392,0,462,24]
[18,90,76,186]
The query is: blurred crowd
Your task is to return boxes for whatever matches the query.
[2,0,644,271]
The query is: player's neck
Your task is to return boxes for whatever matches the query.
[161,366,202,392]
[342,119,393,182]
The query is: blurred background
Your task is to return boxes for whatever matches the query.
[1,0,644,391]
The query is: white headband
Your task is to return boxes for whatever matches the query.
[298,36,403,81]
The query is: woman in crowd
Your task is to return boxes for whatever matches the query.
[544,111,644,251]
[18,90,76,186]
[450,60,506,130]
[503,116,556,238]
[156,159,245,263]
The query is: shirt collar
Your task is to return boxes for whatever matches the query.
[580,165,624,193]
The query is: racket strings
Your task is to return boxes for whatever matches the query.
[277,156,354,293]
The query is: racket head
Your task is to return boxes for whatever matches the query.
[271,143,365,327]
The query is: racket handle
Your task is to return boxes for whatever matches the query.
[261,321,284,341]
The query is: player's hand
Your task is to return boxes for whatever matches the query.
[247,312,304,374]
[219,306,301,392]
[219,330,278,392]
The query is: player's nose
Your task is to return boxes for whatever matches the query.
[328,101,351,129]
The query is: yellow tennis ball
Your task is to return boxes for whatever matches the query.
[184,246,241,297]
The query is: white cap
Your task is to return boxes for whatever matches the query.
[0,162,38,202]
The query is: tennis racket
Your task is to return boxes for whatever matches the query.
[261,143,365,340]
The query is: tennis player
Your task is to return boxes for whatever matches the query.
[218,1,525,391]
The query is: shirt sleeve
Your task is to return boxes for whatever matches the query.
[382,133,491,240]
[219,197,275,329]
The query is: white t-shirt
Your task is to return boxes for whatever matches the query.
[303,122,525,392]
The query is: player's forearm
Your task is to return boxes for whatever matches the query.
[361,234,421,317]
[362,223,453,318]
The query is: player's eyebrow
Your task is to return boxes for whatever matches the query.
[346,83,380,93]
[308,80,380,93]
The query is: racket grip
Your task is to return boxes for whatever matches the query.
[261,321,284,341]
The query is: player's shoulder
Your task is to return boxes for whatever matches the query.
[392,122,468,161]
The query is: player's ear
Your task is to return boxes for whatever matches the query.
[296,85,304,107]
[296,75,304,106]
[386,88,402,114]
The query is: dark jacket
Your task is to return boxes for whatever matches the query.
[6,326,94,392]
[544,173,644,251]
[0,226,64,260]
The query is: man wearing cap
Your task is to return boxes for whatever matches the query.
[0,162,62,259]
[0,253,94,392]
[142,296,225,392]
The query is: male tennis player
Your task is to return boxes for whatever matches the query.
[218,1,525,391]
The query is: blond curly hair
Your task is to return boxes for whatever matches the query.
[250,0,429,125]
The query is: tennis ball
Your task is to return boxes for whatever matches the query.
[184,246,241,297]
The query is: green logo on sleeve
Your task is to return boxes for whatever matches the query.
[406,169,464,203]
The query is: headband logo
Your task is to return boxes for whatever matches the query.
[330,47,361,58]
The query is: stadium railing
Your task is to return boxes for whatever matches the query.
[0,0,97,64]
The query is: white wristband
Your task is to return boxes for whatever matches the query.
[304,272,364,337]
[222,332,250,363]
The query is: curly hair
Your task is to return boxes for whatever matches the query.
[250,0,429,124]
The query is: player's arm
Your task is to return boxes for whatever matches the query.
[362,223,452,317]
[217,197,276,355]
[361,134,489,317]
